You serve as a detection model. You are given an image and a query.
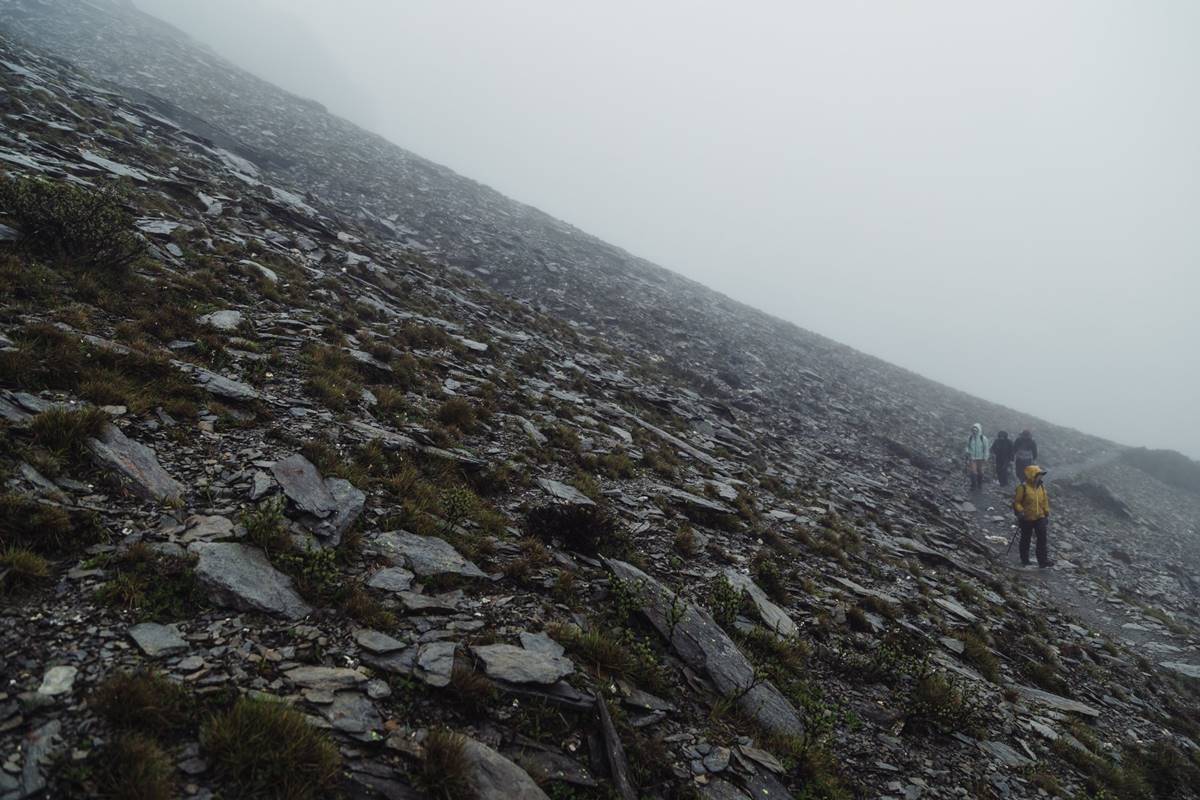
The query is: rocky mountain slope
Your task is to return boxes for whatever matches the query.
[1,2,1198,799]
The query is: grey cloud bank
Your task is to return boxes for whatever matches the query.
[138,0,1200,457]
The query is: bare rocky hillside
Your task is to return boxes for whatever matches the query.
[1,2,1198,799]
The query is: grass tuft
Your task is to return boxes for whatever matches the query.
[92,670,193,737]
[94,733,175,800]
[417,728,474,800]
[202,697,341,800]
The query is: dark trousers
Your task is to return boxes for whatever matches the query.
[1015,458,1033,483]
[996,459,1012,486]
[1019,517,1049,567]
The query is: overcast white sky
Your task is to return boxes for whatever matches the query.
[137,0,1200,457]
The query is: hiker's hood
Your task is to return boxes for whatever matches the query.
[997,430,1009,439]
[1024,465,1047,482]
[971,423,983,436]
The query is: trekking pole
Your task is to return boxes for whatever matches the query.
[1005,527,1019,556]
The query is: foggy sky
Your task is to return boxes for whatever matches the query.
[137,0,1200,458]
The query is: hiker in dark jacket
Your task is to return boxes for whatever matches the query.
[991,430,1014,486]
[1012,429,1038,481]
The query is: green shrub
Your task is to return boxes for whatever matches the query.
[526,503,619,556]
[201,697,341,800]
[95,544,205,621]
[0,175,144,273]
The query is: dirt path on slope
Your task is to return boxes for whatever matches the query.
[962,451,1192,660]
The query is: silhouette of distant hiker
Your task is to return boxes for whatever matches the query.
[964,423,989,491]
[1012,429,1038,483]
[1014,465,1052,568]
[991,430,1014,486]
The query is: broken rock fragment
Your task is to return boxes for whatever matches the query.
[370,530,487,578]
[471,643,574,685]
[88,423,184,502]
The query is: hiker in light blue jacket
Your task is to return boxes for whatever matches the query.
[964,423,990,491]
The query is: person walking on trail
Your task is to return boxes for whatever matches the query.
[964,423,990,491]
[991,430,1014,486]
[1013,429,1038,481]
[1013,465,1052,568]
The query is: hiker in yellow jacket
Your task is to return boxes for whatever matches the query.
[1013,465,1052,568]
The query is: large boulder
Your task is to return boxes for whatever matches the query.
[189,542,312,620]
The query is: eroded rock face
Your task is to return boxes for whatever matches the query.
[189,542,312,620]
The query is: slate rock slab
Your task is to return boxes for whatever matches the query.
[179,515,235,544]
[88,423,184,502]
[520,631,565,658]
[37,666,77,697]
[285,666,367,691]
[1014,685,1100,717]
[299,476,364,547]
[605,559,804,738]
[192,366,260,402]
[371,530,487,578]
[198,309,243,332]
[472,643,574,685]
[460,737,550,800]
[190,542,312,620]
[723,569,798,638]
[1160,662,1200,680]
[537,478,595,507]
[367,566,415,593]
[128,622,188,657]
[272,453,337,518]
[320,691,382,735]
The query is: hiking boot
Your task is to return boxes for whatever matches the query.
[1038,561,1055,569]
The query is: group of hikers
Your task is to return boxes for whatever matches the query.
[964,424,1052,569]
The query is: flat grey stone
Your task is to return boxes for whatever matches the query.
[299,477,364,547]
[367,567,415,593]
[190,542,312,620]
[37,666,77,696]
[661,487,735,515]
[1161,661,1200,680]
[180,514,234,544]
[354,629,406,654]
[472,643,574,685]
[285,666,368,691]
[198,309,243,332]
[537,478,595,507]
[935,597,979,623]
[519,631,565,658]
[460,737,549,800]
[193,367,260,402]
[723,568,798,638]
[979,740,1033,768]
[320,691,382,735]
[128,622,188,657]
[1014,685,1100,717]
[415,641,457,688]
[16,720,60,799]
[249,470,275,500]
[399,590,463,613]
[372,530,487,578]
[272,453,337,518]
[606,558,805,738]
[703,746,731,773]
[89,423,184,502]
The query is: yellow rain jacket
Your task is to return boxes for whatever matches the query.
[1013,465,1050,521]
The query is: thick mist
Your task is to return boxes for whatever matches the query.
[136,0,1200,458]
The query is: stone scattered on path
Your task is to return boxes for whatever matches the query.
[128,622,188,657]
[472,643,574,685]
[190,542,312,620]
[88,423,184,502]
